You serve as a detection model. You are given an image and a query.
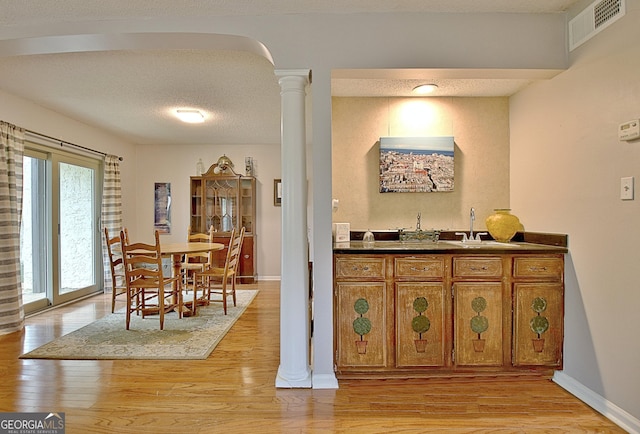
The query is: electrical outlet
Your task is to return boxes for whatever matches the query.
[621,176,634,200]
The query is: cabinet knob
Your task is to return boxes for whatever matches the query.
[244,254,250,259]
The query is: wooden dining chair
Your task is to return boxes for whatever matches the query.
[104,227,128,313]
[195,226,245,315]
[180,226,214,314]
[181,226,214,288]
[120,230,183,330]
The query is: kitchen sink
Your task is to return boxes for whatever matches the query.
[438,240,520,248]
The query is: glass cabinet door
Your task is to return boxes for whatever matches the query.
[190,178,203,232]
[240,177,255,233]
[204,178,239,233]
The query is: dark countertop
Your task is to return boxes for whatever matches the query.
[333,231,568,254]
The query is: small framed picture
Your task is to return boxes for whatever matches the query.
[154,182,171,234]
[274,179,282,206]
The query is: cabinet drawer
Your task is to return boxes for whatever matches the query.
[453,256,502,278]
[335,257,385,279]
[513,257,563,280]
[395,257,445,279]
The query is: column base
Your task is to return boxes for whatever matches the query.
[275,365,312,388]
[312,373,339,389]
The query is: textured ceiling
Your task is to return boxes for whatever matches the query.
[0,1,582,146]
[0,50,280,145]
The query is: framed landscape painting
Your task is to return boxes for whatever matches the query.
[379,136,454,193]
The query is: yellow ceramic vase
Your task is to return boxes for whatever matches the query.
[485,209,521,242]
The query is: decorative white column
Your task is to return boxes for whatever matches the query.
[275,69,312,388]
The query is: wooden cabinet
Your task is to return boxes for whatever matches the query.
[334,252,564,378]
[394,256,448,368]
[334,256,389,369]
[452,256,505,367]
[190,165,257,282]
[512,256,564,367]
[395,282,447,367]
[453,282,504,366]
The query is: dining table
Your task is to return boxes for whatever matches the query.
[164,242,224,315]
[131,241,224,317]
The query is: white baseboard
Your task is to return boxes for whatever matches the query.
[257,276,281,281]
[554,371,640,433]
[312,373,339,389]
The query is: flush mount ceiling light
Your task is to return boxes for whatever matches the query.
[175,109,205,123]
[412,84,439,95]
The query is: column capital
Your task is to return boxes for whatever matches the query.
[274,69,311,85]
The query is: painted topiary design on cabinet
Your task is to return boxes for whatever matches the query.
[353,298,372,354]
[529,297,549,352]
[411,297,431,353]
[470,296,489,352]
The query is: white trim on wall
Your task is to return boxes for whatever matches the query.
[554,371,640,434]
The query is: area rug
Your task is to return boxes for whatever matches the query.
[20,290,258,360]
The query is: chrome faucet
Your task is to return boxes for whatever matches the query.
[456,207,486,243]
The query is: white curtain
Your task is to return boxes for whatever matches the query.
[0,121,24,335]
[101,155,122,292]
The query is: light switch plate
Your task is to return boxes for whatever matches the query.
[621,176,634,200]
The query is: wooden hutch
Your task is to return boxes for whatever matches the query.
[189,163,256,283]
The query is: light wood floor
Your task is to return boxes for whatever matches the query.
[0,281,624,433]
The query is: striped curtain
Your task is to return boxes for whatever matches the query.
[101,155,123,292]
[0,121,24,335]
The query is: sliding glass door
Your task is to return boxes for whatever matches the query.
[21,145,102,314]
[20,151,49,311]
[55,156,100,302]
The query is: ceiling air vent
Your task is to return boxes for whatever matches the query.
[569,0,625,51]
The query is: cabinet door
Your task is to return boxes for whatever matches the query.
[513,257,563,280]
[335,282,387,368]
[454,282,503,366]
[212,235,255,283]
[204,177,239,232]
[212,235,231,268]
[238,235,255,283]
[396,283,447,367]
[395,257,445,280]
[513,283,563,367]
[335,256,385,281]
[453,256,502,278]
[190,178,204,233]
[239,177,255,234]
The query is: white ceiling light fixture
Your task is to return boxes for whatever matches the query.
[412,84,439,95]
[175,109,205,123]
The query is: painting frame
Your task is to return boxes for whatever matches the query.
[154,182,171,234]
[274,179,282,206]
[379,136,454,193]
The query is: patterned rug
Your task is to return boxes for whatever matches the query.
[20,290,258,360]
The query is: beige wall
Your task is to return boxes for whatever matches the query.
[0,88,137,228]
[332,96,510,233]
[133,143,282,280]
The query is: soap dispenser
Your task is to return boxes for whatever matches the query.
[363,230,375,248]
